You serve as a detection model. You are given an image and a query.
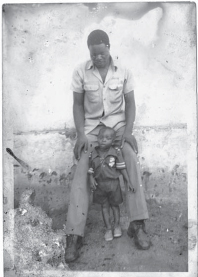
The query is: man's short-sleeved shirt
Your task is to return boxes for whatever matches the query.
[89,146,126,182]
[70,57,135,134]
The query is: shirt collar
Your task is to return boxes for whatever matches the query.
[86,56,118,71]
[91,146,116,160]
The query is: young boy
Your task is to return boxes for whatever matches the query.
[88,127,134,241]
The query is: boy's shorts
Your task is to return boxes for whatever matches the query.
[93,178,123,206]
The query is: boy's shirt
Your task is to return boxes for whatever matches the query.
[89,146,126,182]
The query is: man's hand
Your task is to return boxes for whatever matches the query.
[121,131,138,154]
[88,175,98,191]
[74,134,88,160]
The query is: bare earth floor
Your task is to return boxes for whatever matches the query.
[65,199,188,272]
[4,198,188,276]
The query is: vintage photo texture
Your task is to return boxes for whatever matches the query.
[2,2,197,276]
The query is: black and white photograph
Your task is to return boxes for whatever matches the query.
[2,1,197,276]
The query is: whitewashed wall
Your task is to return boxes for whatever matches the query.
[3,3,196,133]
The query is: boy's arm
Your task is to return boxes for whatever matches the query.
[115,148,136,192]
[88,153,98,191]
[88,174,98,191]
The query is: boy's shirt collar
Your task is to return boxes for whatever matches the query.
[91,146,116,160]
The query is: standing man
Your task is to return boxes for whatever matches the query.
[65,29,151,262]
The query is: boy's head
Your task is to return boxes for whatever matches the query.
[97,127,116,150]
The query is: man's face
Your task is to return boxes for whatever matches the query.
[89,43,110,69]
[97,129,114,150]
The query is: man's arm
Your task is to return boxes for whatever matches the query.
[73,92,88,160]
[121,91,138,153]
[124,90,136,134]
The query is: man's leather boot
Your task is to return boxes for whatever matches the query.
[65,235,83,263]
[127,220,151,250]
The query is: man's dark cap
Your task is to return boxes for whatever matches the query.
[87,29,110,47]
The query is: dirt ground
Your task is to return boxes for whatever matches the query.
[10,166,188,273]
[5,191,188,275]
[52,198,188,272]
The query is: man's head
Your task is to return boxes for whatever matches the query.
[87,30,110,48]
[97,127,116,150]
[87,30,110,69]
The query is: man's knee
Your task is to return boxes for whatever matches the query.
[122,142,137,158]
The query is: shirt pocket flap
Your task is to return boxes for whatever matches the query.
[84,84,99,91]
[108,83,118,90]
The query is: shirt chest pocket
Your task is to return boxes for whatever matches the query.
[84,83,100,103]
[108,80,123,103]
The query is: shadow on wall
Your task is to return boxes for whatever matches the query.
[83,2,163,21]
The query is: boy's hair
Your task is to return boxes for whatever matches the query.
[87,29,110,48]
[98,126,116,139]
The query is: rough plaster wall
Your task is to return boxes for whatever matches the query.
[3,3,196,132]
[2,3,196,208]
[12,125,187,225]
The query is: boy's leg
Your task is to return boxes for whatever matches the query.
[111,205,120,228]
[101,200,111,230]
[108,180,122,228]
[111,205,122,237]
[108,180,122,237]
[101,200,114,241]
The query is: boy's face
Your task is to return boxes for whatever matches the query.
[89,43,110,69]
[98,129,115,150]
